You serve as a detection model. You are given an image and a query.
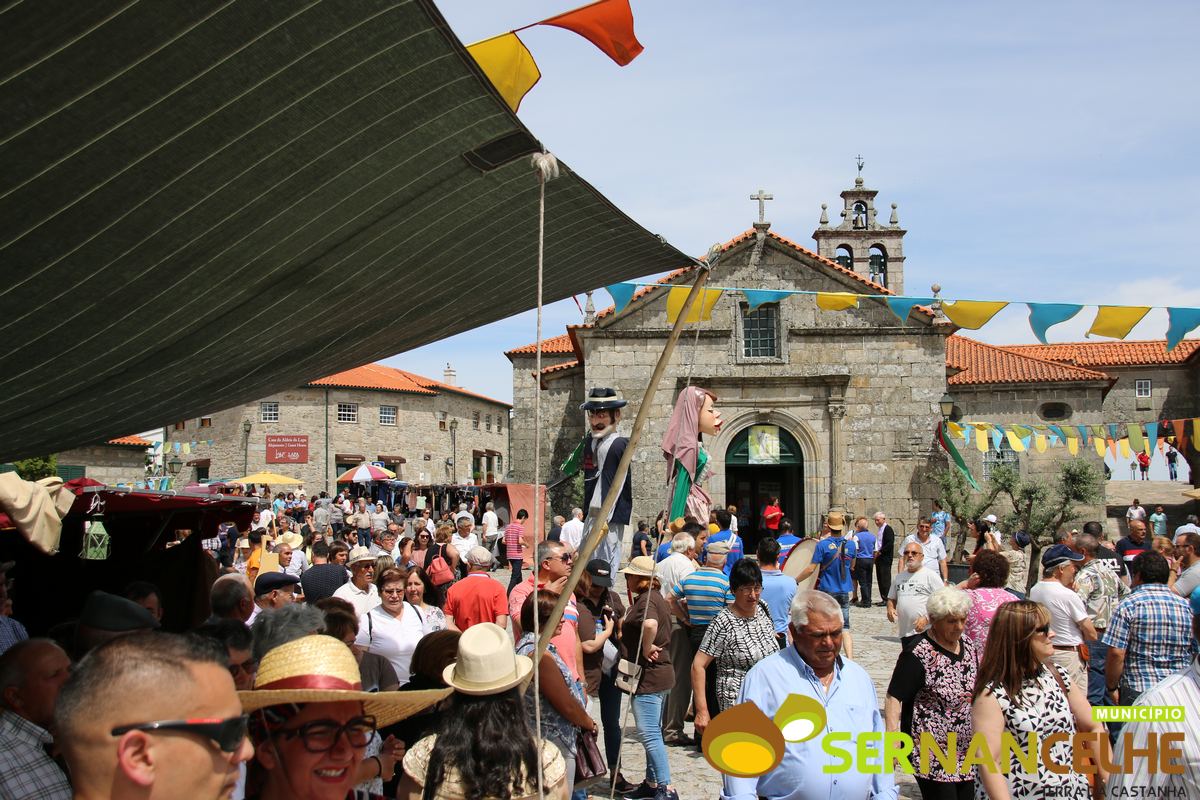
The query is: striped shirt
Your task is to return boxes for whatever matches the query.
[1102,583,1195,692]
[674,566,731,626]
[504,522,524,561]
[1109,658,1200,795]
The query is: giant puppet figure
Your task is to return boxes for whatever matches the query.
[579,387,633,577]
[663,387,723,527]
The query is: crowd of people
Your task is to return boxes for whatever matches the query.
[2,486,1200,800]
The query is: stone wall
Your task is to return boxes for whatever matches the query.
[1101,365,1199,422]
[55,444,147,485]
[166,386,509,494]
[508,352,579,483]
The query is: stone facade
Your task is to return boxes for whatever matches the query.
[54,443,148,485]
[166,368,509,494]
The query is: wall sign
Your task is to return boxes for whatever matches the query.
[266,435,309,463]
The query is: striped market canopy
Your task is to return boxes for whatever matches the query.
[0,0,685,461]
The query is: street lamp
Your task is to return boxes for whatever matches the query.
[242,419,252,474]
[939,392,956,421]
[448,419,458,483]
[167,455,183,475]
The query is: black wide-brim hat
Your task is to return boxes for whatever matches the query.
[581,387,627,411]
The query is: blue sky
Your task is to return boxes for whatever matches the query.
[385,1,1200,404]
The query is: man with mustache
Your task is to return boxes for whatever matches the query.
[578,387,635,578]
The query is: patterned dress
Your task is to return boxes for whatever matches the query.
[698,604,781,712]
[516,633,586,757]
[964,587,1016,658]
[975,664,1090,799]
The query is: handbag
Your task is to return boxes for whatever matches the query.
[574,727,607,787]
[614,658,642,694]
[426,544,455,586]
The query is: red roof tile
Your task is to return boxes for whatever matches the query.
[309,364,510,407]
[947,336,1112,386]
[108,435,151,447]
[395,369,511,408]
[1000,340,1200,368]
[541,360,580,376]
[504,334,576,357]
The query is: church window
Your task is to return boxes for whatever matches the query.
[1037,402,1071,422]
[835,245,854,271]
[983,439,1019,480]
[742,304,779,358]
[868,245,888,288]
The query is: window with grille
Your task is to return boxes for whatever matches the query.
[473,411,480,430]
[199,417,212,428]
[497,414,503,434]
[485,414,492,431]
[1135,379,1151,398]
[379,405,397,426]
[983,440,1019,480]
[260,402,279,423]
[742,305,779,358]
[337,403,358,423]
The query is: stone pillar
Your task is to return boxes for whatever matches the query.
[828,401,846,508]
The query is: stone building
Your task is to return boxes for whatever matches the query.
[507,174,1199,540]
[49,436,152,485]
[166,363,510,493]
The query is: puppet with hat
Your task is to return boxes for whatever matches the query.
[663,387,723,530]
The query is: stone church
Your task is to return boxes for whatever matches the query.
[507,174,1199,538]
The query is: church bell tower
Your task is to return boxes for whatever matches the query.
[812,157,906,293]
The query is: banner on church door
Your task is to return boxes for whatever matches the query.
[748,425,781,465]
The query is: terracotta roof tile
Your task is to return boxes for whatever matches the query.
[540,360,580,375]
[107,435,151,446]
[309,365,510,407]
[394,370,511,408]
[1000,339,1200,368]
[947,336,1112,386]
[504,334,576,357]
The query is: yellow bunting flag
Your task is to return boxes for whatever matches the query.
[974,425,989,452]
[941,300,1009,330]
[1093,437,1106,458]
[467,32,541,112]
[1087,306,1150,339]
[1119,438,1131,458]
[1035,434,1047,453]
[947,421,965,439]
[666,287,723,324]
[1067,436,1079,455]
[1005,429,1026,452]
[816,292,860,311]
[1127,423,1145,454]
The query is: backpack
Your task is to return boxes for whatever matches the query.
[426,544,455,586]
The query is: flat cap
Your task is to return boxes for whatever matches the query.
[79,590,160,632]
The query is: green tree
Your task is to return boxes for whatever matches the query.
[12,455,57,481]
[933,465,1004,562]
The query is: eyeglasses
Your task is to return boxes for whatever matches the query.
[380,586,404,596]
[112,715,249,753]
[734,584,763,594]
[903,551,923,557]
[1033,624,1051,636]
[275,715,376,753]
[228,658,257,677]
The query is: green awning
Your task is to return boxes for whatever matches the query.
[0,0,688,461]
[725,426,804,466]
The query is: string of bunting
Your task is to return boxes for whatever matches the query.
[604,282,1200,351]
[466,0,643,112]
[940,417,1196,458]
[152,439,214,455]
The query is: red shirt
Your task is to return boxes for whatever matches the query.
[445,573,508,631]
[763,504,782,530]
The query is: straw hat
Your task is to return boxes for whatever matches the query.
[442,623,532,696]
[621,555,658,577]
[236,537,250,549]
[346,545,374,566]
[280,532,304,550]
[239,635,449,727]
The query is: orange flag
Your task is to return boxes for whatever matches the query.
[537,0,644,66]
[1173,418,1188,452]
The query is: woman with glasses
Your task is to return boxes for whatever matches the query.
[239,634,449,800]
[411,529,433,566]
[691,558,779,739]
[404,565,448,631]
[884,587,978,800]
[355,567,434,685]
[971,601,1106,800]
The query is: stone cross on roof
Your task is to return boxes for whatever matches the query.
[750,188,773,223]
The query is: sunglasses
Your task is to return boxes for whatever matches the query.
[275,715,376,753]
[547,553,574,564]
[1033,624,1051,636]
[228,658,257,677]
[903,551,923,557]
[112,715,249,753]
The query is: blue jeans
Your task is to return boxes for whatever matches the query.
[1085,637,1108,708]
[631,690,670,786]
[598,671,623,769]
[356,528,371,547]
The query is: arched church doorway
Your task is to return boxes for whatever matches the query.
[724,425,804,551]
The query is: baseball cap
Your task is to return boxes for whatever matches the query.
[706,539,732,555]
[1014,531,1032,548]
[1041,543,1083,570]
[984,514,998,525]
[586,559,613,588]
[255,571,301,597]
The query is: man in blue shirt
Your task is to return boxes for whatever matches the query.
[703,508,744,577]
[757,537,799,649]
[775,522,802,569]
[721,590,897,800]
[796,512,856,659]
[850,516,876,609]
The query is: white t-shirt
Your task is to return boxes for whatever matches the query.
[901,534,947,575]
[333,581,381,618]
[658,552,697,599]
[1174,562,1200,599]
[1126,505,1147,522]
[356,604,431,683]
[482,510,500,536]
[1029,580,1089,646]
[729,515,738,535]
[889,568,944,638]
[450,533,478,558]
[560,518,585,551]
[1175,523,1200,536]
[255,509,274,530]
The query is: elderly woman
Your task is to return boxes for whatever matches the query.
[960,549,1015,655]
[240,635,448,800]
[515,590,596,798]
[885,587,978,799]
[399,622,567,799]
[972,600,1106,800]
[356,567,434,684]
[692,558,780,738]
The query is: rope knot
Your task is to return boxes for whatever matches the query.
[531,152,559,183]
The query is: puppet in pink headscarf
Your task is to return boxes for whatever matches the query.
[662,387,722,525]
